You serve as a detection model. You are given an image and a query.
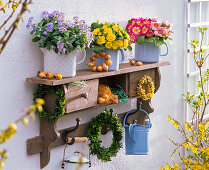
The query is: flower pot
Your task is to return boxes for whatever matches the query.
[135,42,168,63]
[94,49,125,71]
[41,48,86,77]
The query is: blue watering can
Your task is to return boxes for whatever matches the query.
[123,109,152,155]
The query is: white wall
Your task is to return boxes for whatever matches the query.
[0,0,186,170]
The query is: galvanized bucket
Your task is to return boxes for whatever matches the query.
[123,109,152,155]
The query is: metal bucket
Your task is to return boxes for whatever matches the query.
[123,109,152,155]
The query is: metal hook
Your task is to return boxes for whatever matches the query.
[62,118,80,144]
[137,100,142,110]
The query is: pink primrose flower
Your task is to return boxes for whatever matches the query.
[165,30,171,38]
[151,22,161,30]
[154,27,166,37]
[151,17,158,22]
[141,24,150,36]
[130,25,142,36]
[143,19,151,25]
[146,31,154,38]
[126,22,133,32]
[131,18,138,25]
[129,33,137,43]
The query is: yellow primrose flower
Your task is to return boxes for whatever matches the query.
[112,41,119,50]
[92,28,100,35]
[103,27,112,34]
[123,39,128,49]
[119,30,123,36]
[112,24,119,32]
[106,33,116,42]
[96,36,106,45]
[102,24,108,29]
[117,40,123,47]
[105,42,112,49]
[98,32,102,35]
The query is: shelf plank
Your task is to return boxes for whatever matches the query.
[26,61,170,86]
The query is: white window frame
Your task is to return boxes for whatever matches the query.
[186,0,209,122]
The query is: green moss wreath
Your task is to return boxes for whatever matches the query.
[86,109,123,162]
[33,85,66,122]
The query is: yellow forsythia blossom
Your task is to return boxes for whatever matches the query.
[184,122,192,131]
[35,98,45,105]
[182,141,189,149]
[105,42,112,49]
[172,121,179,127]
[0,0,4,8]
[168,117,172,122]
[96,36,106,45]
[106,33,116,42]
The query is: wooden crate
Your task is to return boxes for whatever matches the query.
[64,79,99,113]
[129,68,158,97]
[99,74,129,96]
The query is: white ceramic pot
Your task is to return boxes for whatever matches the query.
[41,48,86,77]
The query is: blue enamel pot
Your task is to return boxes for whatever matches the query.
[94,49,125,71]
[135,42,168,63]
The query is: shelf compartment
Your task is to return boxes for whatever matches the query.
[64,79,99,113]
[129,68,161,97]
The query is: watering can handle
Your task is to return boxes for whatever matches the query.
[123,109,152,128]
[77,50,86,64]
[160,43,168,56]
[129,124,135,143]
[119,49,125,64]
[123,109,137,127]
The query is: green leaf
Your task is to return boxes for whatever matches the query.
[64,32,69,37]
[127,45,132,51]
[32,36,41,42]
[155,38,164,46]
[30,30,36,35]
[41,35,47,41]
[93,46,106,53]
[54,48,58,53]
[136,36,145,45]
[39,43,45,47]
[46,45,50,51]
[144,37,155,43]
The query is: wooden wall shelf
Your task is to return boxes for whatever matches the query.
[26,61,170,169]
[26,61,170,86]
